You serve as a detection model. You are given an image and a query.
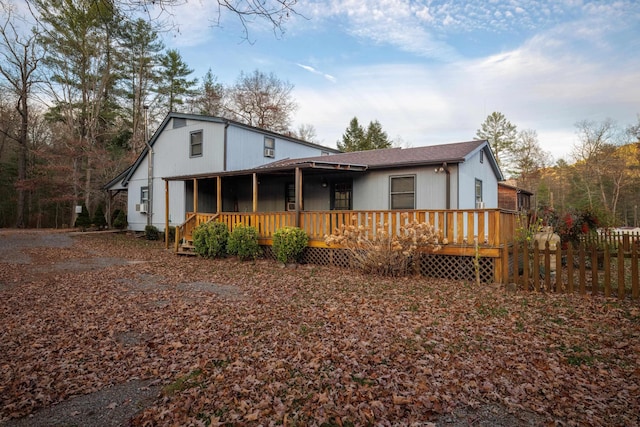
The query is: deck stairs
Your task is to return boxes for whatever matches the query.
[176,237,197,256]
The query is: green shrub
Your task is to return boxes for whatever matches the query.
[74,205,91,230]
[227,224,261,261]
[92,205,107,228]
[145,225,160,240]
[273,226,309,264]
[113,210,127,229]
[192,221,229,258]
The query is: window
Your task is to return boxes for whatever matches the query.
[190,130,203,157]
[480,149,484,163]
[264,137,275,158]
[140,186,149,203]
[475,179,483,203]
[332,181,352,210]
[285,182,296,210]
[390,175,415,209]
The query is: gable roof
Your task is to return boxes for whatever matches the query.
[106,112,340,190]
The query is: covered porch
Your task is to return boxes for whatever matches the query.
[162,167,519,283]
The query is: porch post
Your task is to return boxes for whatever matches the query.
[252,173,258,212]
[216,176,221,213]
[295,167,301,227]
[193,178,198,214]
[164,180,169,249]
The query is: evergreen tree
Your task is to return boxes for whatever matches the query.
[118,18,164,153]
[365,120,392,150]
[192,68,223,116]
[34,0,123,224]
[155,49,197,113]
[337,117,366,152]
[476,111,517,171]
[338,117,392,152]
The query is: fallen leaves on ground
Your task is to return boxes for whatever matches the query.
[0,232,638,426]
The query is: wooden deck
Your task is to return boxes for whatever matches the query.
[173,208,518,261]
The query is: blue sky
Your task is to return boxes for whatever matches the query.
[160,0,639,161]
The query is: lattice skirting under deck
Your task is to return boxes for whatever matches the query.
[261,246,495,283]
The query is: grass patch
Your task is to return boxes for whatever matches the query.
[162,368,204,396]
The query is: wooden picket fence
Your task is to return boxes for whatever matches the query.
[510,242,639,300]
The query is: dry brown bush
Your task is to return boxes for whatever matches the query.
[325,213,444,276]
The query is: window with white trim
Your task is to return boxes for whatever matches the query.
[140,186,149,204]
[390,175,415,209]
[475,179,483,203]
[190,130,203,157]
[264,137,275,158]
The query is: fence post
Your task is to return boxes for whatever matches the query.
[618,245,625,299]
[523,244,530,292]
[567,245,574,293]
[555,245,562,292]
[604,245,611,298]
[579,244,586,294]
[544,241,551,292]
[533,244,540,292]
[591,245,599,296]
[632,243,639,300]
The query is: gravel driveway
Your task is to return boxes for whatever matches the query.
[0,230,162,427]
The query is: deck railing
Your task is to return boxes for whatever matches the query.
[179,209,517,247]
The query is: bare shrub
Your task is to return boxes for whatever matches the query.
[324,213,444,276]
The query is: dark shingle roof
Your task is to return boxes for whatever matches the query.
[259,140,487,170]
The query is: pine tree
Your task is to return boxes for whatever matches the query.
[338,117,392,152]
[156,49,197,113]
[365,120,392,150]
[337,117,366,152]
[476,112,517,170]
[192,68,224,116]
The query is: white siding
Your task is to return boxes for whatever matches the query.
[457,148,498,209]
[352,166,458,210]
[225,126,330,171]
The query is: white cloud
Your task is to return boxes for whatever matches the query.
[296,63,337,82]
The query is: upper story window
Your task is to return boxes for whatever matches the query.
[390,175,415,209]
[190,130,203,157]
[264,137,275,158]
[480,149,484,163]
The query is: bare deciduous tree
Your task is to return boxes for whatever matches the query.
[571,118,625,220]
[0,5,44,227]
[511,129,549,188]
[115,0,299,40]
[224,69,297,133]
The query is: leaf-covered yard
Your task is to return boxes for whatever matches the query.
[0,231,638,426]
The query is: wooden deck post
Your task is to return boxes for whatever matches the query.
[216,176,221,213]
[252,173,258,212]
[193,178,198,213]
[295,167,301,227]
[164,180,169,249]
